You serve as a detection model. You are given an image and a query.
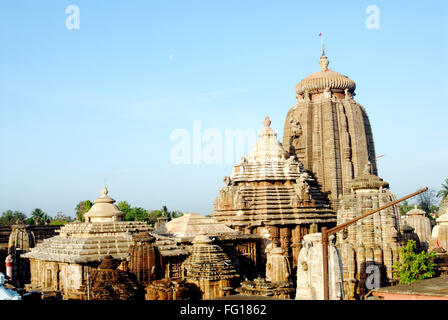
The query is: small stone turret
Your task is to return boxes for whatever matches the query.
[181,232,238,299]
[7,221,35,286]
[129,232,160,286]
[88,255,142,300]
[405,205,432,250]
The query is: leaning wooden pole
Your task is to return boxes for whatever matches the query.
[321,187,428,300]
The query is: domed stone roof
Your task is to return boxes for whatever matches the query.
[295,53,356,96]
[84,186,125,222]
[407,205,426,216]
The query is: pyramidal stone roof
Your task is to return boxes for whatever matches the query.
[22,187,153,263]
[165,213,238,238]
[22,220,153,263]
[213,117,335,228]
[182,232,238,281]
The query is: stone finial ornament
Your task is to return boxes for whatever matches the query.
[84,186,125,222]
[319,54,329,71]
[264,116,271,128]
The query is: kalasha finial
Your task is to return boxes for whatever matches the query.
[102,186,108,196]
[319,54,329,71]
[264,116,271,128]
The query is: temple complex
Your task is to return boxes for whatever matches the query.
[212,116,336,274]
[335,163,402,299]
[7,49,443,302]
[283,52,377,207]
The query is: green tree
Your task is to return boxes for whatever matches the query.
[0,210,27,226]
[118,201,132,215]
[148,209,163,226]
[146,207,184,226]
[123,207,149,222]
[416,188,438,215]
[50,212,74,226]
[31,208,51,225]
[399,200,413,216]
[75,200,93,222]
[437,178,448,199]
[393,240,438,284]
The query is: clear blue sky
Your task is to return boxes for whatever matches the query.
[0,0,447,218]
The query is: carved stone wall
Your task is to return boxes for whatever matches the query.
[336,168,402,299]
[145,279,201,300]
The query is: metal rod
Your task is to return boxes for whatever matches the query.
[321,187,427,300]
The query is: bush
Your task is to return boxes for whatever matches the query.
[393,240,438,284]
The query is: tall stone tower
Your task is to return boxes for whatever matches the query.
[283,52,377,207]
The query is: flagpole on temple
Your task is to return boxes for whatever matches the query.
[319,32,324,55]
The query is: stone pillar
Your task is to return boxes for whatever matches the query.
[279,227,291,258]
[266,247,291,283]
[295,233,343,300]
[432,213,448,251]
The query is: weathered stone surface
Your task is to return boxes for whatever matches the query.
[181,232,239,299]
[336,164,402,299]
[7,221,35,287]
[164,213,238,238]
[404,205,432,250]
[266,246,291,283]
[283,53,377,207]
[129,232,160,286]
[145,279,201,300]
[87,255,142,300]
[237,277,295,299]
[295,233,343,300]
[432,212,448,251]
